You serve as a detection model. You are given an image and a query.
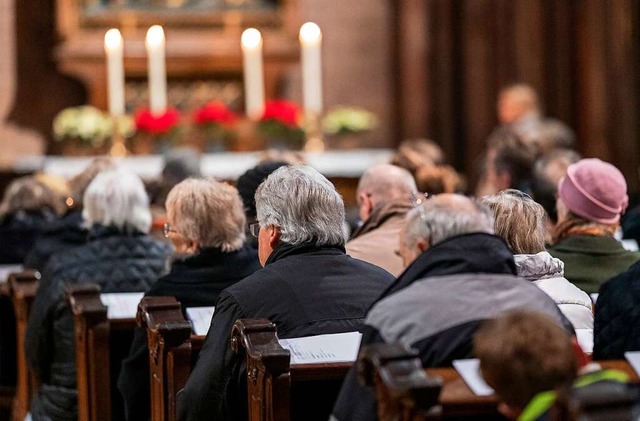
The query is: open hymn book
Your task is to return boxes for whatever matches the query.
[278,332,362,365]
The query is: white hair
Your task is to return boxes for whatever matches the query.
[82,168,152,234]
[256,165,346,246]
[403,195,495,249]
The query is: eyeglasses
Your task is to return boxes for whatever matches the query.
[163,222,178,238]
[409,192,432,219]
[248,221,261,238]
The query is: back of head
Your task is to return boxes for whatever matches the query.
[236,161,288,220]
[357,164,417,205]
[475,310,577,412]
[256,165,346,247]
[83,168,152,234]
[68,157,117,208]
[0,176,65,219]
[488,127,539,193]
[165,178,246,252]
[532,149,581,222]
[480,190,547,254]
[525,120,576,155]
[161,147,202,185]
[391,139,445,175]
[403,194,494,251]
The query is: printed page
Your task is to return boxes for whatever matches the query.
[590,293,599,304]
[100,292,144,319]
[625,351,640,376]
[576,329,594,354]
[279,331,362,365]
[452,359,495,397]
[186,306,215,336]
[0,264,22,283]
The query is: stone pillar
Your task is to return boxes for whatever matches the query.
[0,0,44,168]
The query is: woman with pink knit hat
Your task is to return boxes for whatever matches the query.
[547,158,640,294]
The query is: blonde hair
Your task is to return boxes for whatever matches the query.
[165,178,245,252]
[480,190,548,254]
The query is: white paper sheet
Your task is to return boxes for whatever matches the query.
[186,306,215,336]
[278,331,362,365]
[452,359,495,397]
[576,329,594,354]
[0,264,22,283]
[625,351,640,376]
[621,239,639,252]
[100,292,144,319]
[590,293,599,304]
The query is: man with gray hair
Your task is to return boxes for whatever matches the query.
[331,194,574,421]
[347,164,417,276]
[177,165,393,421]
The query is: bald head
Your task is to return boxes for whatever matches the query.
[498,84,541,124]
[398,194,495,267]
[357,164,417,221]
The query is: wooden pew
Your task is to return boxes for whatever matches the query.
[230,318,355,421]
[8,270,40,421]
[67,284,142,421]
[361,343,640,421]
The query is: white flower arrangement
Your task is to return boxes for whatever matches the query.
[322,106,378,135]
[53,106,135,146]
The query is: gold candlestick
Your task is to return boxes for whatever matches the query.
[303,112,325,152]
[109,117,128,157]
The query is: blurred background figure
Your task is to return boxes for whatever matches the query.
[147,147,202,208]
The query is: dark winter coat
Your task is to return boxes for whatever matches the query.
[117,245,260,421]
[25,226,172,421]
[331,233,574,421]
[0,209,58,264]
[176,242,394,421]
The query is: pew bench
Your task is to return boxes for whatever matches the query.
[66,284,144,421]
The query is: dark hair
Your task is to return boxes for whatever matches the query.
[488,128,539,194]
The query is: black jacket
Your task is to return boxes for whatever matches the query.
[0,209,58,264]
[593,260,640,360]
[176,242,394,421]
[24,210,88,272]
[117,246,261,421]
[331,233,574,421]
[25,226,172,421]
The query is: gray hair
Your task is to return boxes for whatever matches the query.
[403,194,495,250]
[82,168,152,234]
[256,165,346,246]
[165,178,245,252]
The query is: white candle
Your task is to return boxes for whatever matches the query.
[241,28,265,120]
[299,22,323,115]
[104,29,125,117]
[145,25,167,115]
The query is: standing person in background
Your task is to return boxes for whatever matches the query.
[548,158,640,294]
[346,164,417,276]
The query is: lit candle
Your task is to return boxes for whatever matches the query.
[299,22,323,115]
[241,28,265,120]
[145,25,167,115]
[104,29,125,117]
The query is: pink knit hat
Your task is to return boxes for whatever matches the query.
[557,158,628,224]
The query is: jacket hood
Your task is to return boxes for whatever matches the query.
[378,232,516,300]
[514,251,565,281]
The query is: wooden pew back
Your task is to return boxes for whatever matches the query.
[67,284,140,421]
[8,270,40,421]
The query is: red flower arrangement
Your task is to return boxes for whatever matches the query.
[194,102,237,127]
[258,100,305,148]
[134,108,180,135]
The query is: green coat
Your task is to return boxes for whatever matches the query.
[547,235,640,294]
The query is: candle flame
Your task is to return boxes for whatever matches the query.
[146,25,165,47]
[299,22,322,43]
[241,28,262,49]
[104,28,122,49]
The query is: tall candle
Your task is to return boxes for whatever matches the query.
[299,22,323,114]
[104,28,125,117]
[241,28,265,120]
[145,25,167,115]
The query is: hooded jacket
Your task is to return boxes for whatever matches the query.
[25,226,172,421]
[515,251,593,329]
[331,233,574,421]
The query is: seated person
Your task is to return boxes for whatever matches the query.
[347,164,417,276]
[331,194,573,421]
[25,168,172,421]
[176,165,394,421]
[0,176,65,264]
[117,177,261,421]
[24,157,116,271]
[548,158,640,294]
[476,310,632,421]
[481,189,593,329]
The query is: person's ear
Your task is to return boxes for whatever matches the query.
[417,238,429,253]
[185,240,199,254]
[358,192,374,220]
[268,226,281,249]
[496,170,512,191]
